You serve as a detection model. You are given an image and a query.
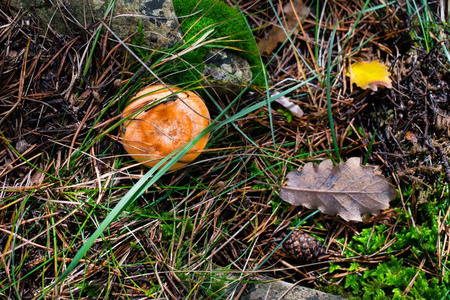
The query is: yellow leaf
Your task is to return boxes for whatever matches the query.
[347,60,392,91]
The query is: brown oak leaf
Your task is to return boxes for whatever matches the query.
[280,157,397,222]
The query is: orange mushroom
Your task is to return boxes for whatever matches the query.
[120,84,210,170]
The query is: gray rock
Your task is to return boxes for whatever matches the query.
[240,276,345,300]
[219,271,345,300]
[10,0,183,49]
[203,49,253,98]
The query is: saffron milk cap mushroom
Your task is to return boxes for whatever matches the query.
[120,84,210,170]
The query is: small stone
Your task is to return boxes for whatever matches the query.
[16,139,31,154]
[203,49,253,98]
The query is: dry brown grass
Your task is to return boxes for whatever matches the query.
[1,0,450,299]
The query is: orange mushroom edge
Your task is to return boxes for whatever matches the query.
[120,84,211,170]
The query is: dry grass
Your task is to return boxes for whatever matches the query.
[1,0,450,299]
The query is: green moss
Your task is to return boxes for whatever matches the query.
[336,198,450,299]
[171,0,266,87]
[132,19,146,47]
[345,256,448,300]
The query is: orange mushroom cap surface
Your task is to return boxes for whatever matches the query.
[120,84,210,170]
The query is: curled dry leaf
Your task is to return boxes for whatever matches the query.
[346,60,392,91]
[274,93,304,117]
[435,107,450,136]
[280,157,397,222]
[258,0,310,54]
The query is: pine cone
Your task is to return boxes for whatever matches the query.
[282,230,326,262]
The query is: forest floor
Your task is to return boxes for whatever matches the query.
[1,0,450,299]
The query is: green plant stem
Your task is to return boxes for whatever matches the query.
[363,129,377,165]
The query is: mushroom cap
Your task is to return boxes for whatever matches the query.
[120,84,210,170]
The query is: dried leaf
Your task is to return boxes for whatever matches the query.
[258,0,309,54]
[275,94,304,117]
[435,107,450,136]
[347,60,392,91]
[280,157,397,222]
[404,131,418,143]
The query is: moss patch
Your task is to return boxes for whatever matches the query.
[171,0,266,87]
